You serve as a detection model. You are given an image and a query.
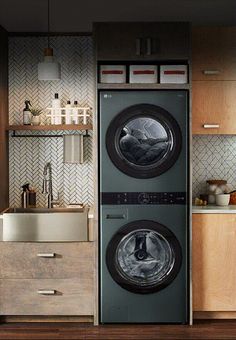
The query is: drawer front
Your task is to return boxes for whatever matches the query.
[0,278,93,315]
[0,242,94,279]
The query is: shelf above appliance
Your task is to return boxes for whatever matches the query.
[97,83,190,90]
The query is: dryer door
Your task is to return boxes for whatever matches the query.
[106,104,182,179]
[106,220,182,294]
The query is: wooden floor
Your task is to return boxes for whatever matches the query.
[0,321,236,339]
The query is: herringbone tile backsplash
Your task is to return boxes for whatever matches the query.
[193,135,236,198]
[10,36,231,205]
[9,36,95,208]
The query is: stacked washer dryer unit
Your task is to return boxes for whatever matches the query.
[99,90,189,323]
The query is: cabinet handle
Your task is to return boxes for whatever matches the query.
[106,214,125,219]
[203,124,220,129]
[203,70,221,75]
[146,38,152,56]
[135,38,141,56]
[37,253,55,258]
[37,290,56,295]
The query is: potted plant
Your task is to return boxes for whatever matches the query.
[31,108,43,126]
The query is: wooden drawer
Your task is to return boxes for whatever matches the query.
[0,278,93,315]
[0,242,94,279]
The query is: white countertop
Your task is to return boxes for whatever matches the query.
[193,205,236,213]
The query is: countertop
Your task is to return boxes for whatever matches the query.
[193,205,236,213]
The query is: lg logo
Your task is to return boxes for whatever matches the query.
[103,94,112,99]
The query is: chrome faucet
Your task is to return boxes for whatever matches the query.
[42,162,59,208]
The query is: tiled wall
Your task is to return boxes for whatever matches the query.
[9,36,232,204]
[193,135,236,198]
[9,36,95,208]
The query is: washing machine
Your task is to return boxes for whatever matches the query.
[99,90,189,323]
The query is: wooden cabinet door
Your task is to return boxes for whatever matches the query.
[192,26,236,81]
[192,81,236,134]
[193,214,236,311]
[94,22,190,61]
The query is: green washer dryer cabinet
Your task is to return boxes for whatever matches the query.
[99,90,190,323]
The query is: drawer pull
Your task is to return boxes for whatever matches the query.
[37,253,55,258]
[203,124,220,129]
[37,290,56,295]
[203,70,220,75]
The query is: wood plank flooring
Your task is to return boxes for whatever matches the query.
[0,320,236,339]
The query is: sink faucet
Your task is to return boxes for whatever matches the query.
[42,162,59,208]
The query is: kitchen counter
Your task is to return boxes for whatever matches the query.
[193,205,236,213]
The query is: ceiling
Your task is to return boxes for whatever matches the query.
[0,0,235,33]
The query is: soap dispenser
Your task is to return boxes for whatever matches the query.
[23,100,32,125]
[52,93,61,125]
[21,183,30,208]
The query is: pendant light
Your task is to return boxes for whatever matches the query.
[38,0,61,81]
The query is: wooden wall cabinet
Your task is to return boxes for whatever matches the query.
[192,26,236,135]
[94,22,190,61]
[193,214,236,315]
[192,26,236,81]
[192,81,236,134]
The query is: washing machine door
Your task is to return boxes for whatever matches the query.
[106,220,182,294]
[106,104,182,179]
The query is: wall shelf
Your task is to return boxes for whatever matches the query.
[6,124,92,138]
[6,124,93,131]
[97,83,190,90]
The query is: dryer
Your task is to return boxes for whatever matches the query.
[99,90,188,192]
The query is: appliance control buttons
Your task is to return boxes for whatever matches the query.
[102,192,186,205]
[138,193,150,204]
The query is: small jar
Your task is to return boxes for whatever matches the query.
[207,180,228,204]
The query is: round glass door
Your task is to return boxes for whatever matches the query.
[106,220,182,294]
[106,104,182,178]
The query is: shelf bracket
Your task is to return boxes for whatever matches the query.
[84,130,90,138]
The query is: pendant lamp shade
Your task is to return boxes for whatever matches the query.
[38,0,61,81]
[38,48,61,81]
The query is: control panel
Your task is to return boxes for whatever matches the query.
[101,192,187,205]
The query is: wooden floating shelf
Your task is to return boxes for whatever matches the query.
[6,124,93,131]
[97,83,190,90]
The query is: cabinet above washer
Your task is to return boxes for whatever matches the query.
[94,22,190,61]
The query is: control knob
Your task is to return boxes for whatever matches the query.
[138,193,150,204]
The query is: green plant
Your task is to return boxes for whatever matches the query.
[31,108,43,116]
